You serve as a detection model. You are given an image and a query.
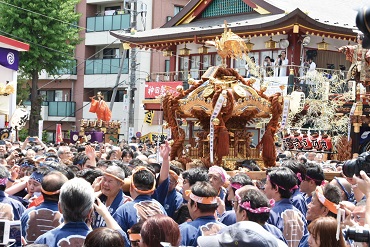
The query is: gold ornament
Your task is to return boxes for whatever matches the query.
[188,78,196,85]
[176,85,184,92]
[212,118,220,125]
[233,84,247,97]
[202,86,214,98]
[169,140,174,146]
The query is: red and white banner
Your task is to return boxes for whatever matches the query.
[56,124,63,144]
[145,81,183,98]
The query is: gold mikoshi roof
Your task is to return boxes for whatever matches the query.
[177,73,272,118]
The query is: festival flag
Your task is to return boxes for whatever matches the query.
[56,124,63,144]
[0,47,19,71]
[144,110,154,125]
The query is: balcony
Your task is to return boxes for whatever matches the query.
[85,58,129,75]
[149,65,349,96]
[86,14,130,33]
[48,102,75,117]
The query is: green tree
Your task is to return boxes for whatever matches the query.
[0,0,82,136]
[16,77,30,105]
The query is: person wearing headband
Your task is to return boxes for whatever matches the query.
[235,186,287,244]
[34,178,95,246]
[282,159,308,216]
[23,166,51,205]
[92,165,130,229]
[299,163,325,204]
[217,172,253,226]
[113,166,167,233]
[265,167,307,247]
[208,166,228,201]
[299,183,341,247]
[330,177,355,203]
[179,181,226,247]
[173,167,209,225]
[21,171,68,244]
[0,165,25,221]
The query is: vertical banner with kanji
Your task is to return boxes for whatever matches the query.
[144,110,154,125]
[38,120,43,140]
[56,124,63,144]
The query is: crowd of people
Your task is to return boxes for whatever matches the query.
[0,135,370,247]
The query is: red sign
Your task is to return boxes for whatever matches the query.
[145,81,183,98]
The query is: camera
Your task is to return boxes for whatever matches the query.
[356,7,370,48]
[0,220,22,247]
[342,151,370,177]
[345,226,370,244]
[28,137,36,142]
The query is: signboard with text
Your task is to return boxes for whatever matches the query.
[145,81,183,99]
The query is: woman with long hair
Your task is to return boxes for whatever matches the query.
[140,215,180,247]
[308,217,346,247]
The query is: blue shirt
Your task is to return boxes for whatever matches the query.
[179,215,226,247]
[21,200,62,244]
[263,223,288,244]
[92,190,130,228]
[219,210,236,226]
[290,189,307,216]
[298,233,308,247]
[305,195,312,205]
[152,177,169,205]
[267,198,307,247]
[113,194,167,233]
[164,189,183,218]
[0,190,25,221]
[34,221,91,246]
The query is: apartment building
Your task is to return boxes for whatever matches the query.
[33,0,188,142]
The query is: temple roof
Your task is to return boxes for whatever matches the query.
[110,0,359,47]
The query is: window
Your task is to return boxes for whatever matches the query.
[103,48,120,59]
[174,6,183,15]
[39,90,70,102]
[55,90,63,101]
[165,60,170,72]
[105,6,121,15]
[94,90,126,102]
[40,91,54,102]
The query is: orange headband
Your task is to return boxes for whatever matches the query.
[169,170,179,181]
[185,190,217,204]
[41,187,60,195]
[129,233,141,242]
[315,186,338,214]
[104,172,125,184]
[131,166,156,194]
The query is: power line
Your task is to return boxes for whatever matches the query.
[0,29,123,92]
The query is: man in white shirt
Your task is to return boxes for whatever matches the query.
[307,57,316,72]
[275,51,289,77]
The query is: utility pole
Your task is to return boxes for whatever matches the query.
[109,50,126,111]
[128,0,137,139]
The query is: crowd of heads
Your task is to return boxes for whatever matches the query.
[0,137,370,247]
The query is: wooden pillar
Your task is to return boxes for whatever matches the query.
[189,121,195,147]
[287,32,302,70]
[352,102,363,157]
[169,45,176,72]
